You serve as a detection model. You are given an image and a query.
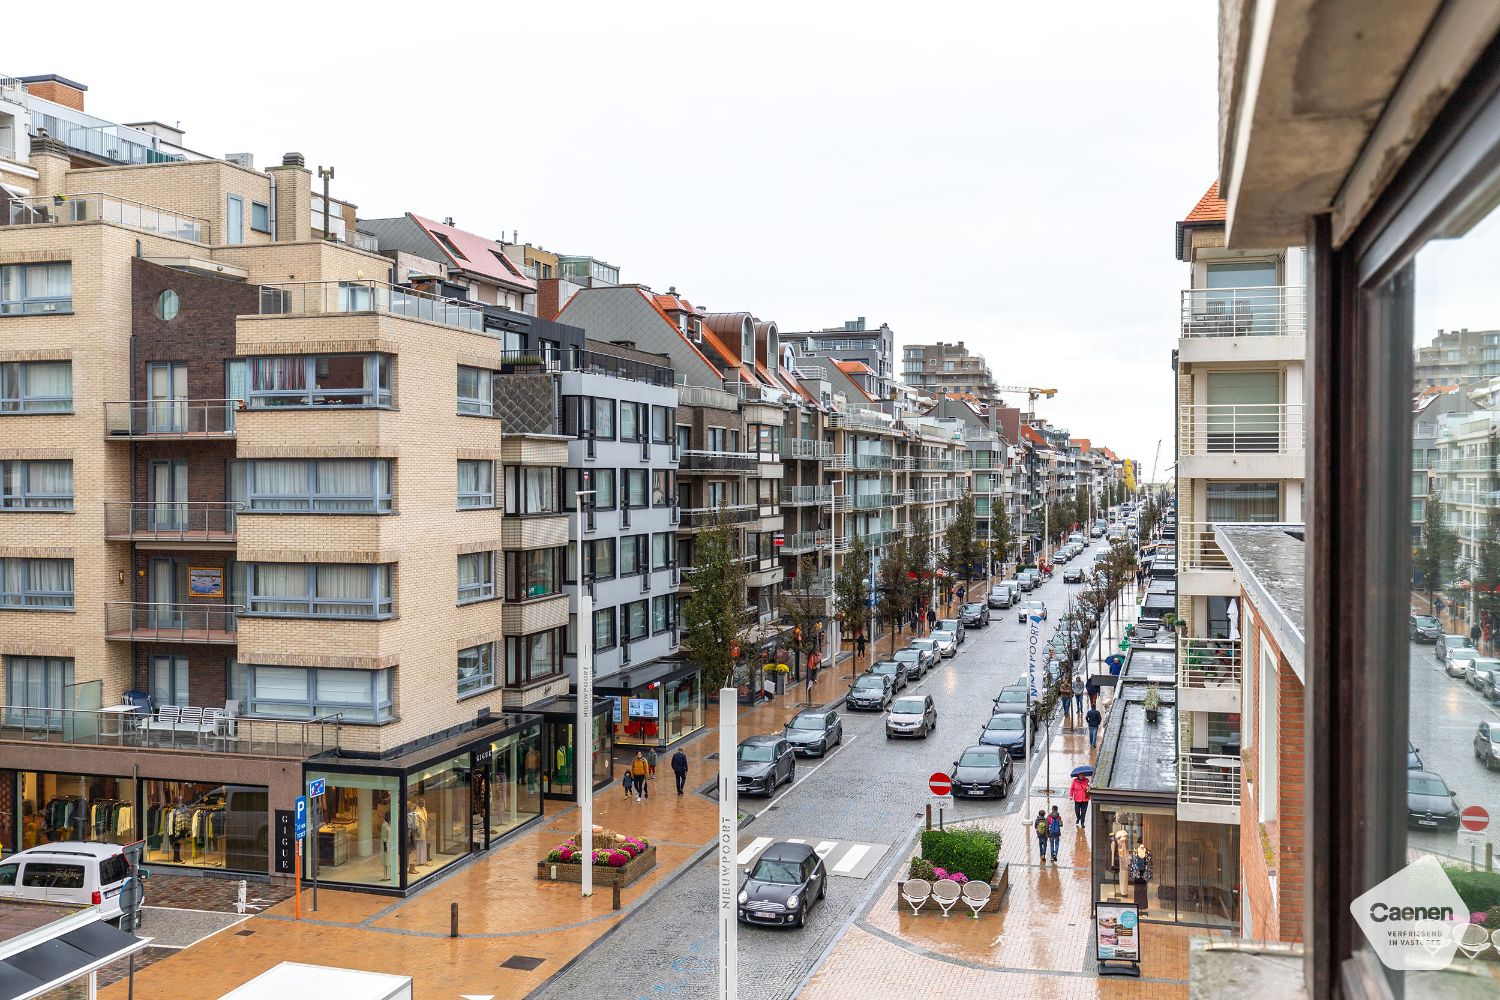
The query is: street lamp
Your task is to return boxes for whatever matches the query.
[574,488,596,899]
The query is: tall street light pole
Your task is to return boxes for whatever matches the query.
[574,488,596,898]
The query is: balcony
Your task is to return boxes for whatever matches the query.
[830,410,899,434]
[906,456,961,472]
[1180,636,1243,712]
[5,193,209,243]
[851,492,904,510]
[678,450,758,473]
[1178,522,1241,597]
[104,502,239,546]
[827,453,899,471]
[0,706,341,758]
[26,112,183,165]
[780,530,831,555]
[1179,403,1305,479]
[103,400,237,439]
[1180,285,1306,339]
[258,280,485,334]
[675,384,741,411]
[570,348,675,387]
[1178,750,1242,812]
[680,504,757,529]
[788,438,832,460]
[104,603,239,644]
[781,485,832,506]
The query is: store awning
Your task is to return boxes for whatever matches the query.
[0,913,148,1000]
[592,658,701,696]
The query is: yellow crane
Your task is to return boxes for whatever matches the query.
[992,385,1058,423]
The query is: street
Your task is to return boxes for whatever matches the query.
[532,551,1103,1000]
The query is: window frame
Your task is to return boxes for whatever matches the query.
[504,627,564,687]
[244,353,394,409]
[457,459,496,509]
[593,607,617,651]
[237,562,394,620]
[0,262,73,315]
[504,546,564,602]
[456,365,497,417]
[0,361,72,413]
[232,458,392,514]
[0,460,73,510]
[457,642,497,698]
[457,550,498,605]
[226,194,245,245]
[504,466,561,516]
[237,662,394,722]
[0,558,74,610]
[250,201,271,234]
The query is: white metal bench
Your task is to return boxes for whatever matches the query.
[901,877,932,915]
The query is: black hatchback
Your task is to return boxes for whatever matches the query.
[784,709,842,756]
[738,841,827,928]
[951,745,1013,799]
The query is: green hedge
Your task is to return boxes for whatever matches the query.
[921,827,1001,883]
[1445,865,1500,915]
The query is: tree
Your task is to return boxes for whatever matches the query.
[680,512,748,692]
[1475,512,1500,644]
[989,500,1015,576]
[833,536,872,654]
[1416,492,1457,604]
[906,511,934,613]
[877,538,910,655]
[778,556,825,681]
[944,494,978,592]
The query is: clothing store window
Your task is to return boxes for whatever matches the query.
[302,771,400,886]
[405,754,471,880]
[544,720,577,797]
[15,772,135,851]
[140,780,268,874]
[476,725,543,847]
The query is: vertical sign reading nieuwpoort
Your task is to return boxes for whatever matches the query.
[718,686,738,999]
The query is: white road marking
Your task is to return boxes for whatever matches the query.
[785,838,805,844]
[813,840,838,858]
[831,844,871,874]
[736,837,772,865]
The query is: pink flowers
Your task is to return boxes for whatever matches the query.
[931,866,969,883]
[549,834,651,866]
[1472,912,1489,925]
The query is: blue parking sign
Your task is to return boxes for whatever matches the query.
[294,796,307,840]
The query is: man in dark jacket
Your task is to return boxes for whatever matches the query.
[1085,706,1103,749]
[671,749,689,795]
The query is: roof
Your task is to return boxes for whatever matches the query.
[0,908,147,1000]
[1175,180,1227,260]
[1215,524,1307,682]
[833,359,874,376]
[408,214,536,292]
[761,842,817,861]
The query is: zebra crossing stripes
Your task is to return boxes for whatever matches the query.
[735,837,890,879]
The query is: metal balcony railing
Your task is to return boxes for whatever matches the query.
[103,400,238,438]
[1180,636,1241,688]
[258,280,486,334]
[0,706,342,758]
[1179,751,1242,807]
[104,602,240,643]
[851,492,904,510]
[1181,403,1305,456]
[830,410,898,434]
[676,384,741,411]
[780,485,832,506]
[680,505,756,529]
[780,530,831,555]
[1180,285,1306,339]
[104,501,239,542]
[677,450,758,472]
[1178,522,1233,572]
[1429,458,1500,473]
[788,438,832,460]
[5,193,209,242]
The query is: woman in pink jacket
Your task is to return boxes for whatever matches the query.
[1069,774,1091,827]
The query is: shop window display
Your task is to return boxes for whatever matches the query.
[405,753,471,880]
[303,771,400,885]
[17,772,135,850]
[475,726,543,846]
[545,720,577,796]
[141,780,268,874]
[663,675,703,743]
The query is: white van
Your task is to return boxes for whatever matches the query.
[0,842,139,923]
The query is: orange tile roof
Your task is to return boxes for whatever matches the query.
[833,359,874,376]
[1183,181,1225,223]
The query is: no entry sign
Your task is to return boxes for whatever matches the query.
[1461,805,1490,832]
[929,772,952,796]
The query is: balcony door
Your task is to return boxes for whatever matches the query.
[147,362,187,433]
[1205,371,1281,453]
[149,461,187,533]
[1204,260,1280,335]
[149,557,184,628]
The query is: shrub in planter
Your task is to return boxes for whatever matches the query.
[1444,865,1500,914]
[908,857,936,881]
[920,827,1002,884]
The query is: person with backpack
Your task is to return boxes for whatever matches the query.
[1034,810,1049,863]
[1048,806,1063,862]
[856,632,867,662]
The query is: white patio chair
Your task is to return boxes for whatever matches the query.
[931,878,962,917]
[962,880,992,918]
[901,877,932,915]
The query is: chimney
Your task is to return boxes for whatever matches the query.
[19,74,87,112]
[265,153,312,242]
[444,217,454,227]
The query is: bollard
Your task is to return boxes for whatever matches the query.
[925,804,932,832]
[1489,843,1495,873]
[450,902,458,938]
[612,882,621,911]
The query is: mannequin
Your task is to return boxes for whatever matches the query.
[1114,829,1130,899]
[1128,841,1153,912]
[407,795,429,874]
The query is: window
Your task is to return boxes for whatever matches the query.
[652,594,674,633]
[237,663,393,722]
[457,460,495,509]
[0,559,73,609]
[155,289,179,321]
[232,459,392,513]
[504,467,559,515]
[505,628,563,686]
[250,201,271,234]
[237,563,393,619]
[457,642,497,697]
[652,470,674,506]
[505,547,564,601]
[622,600,649,642]
[567,538,616,581]
[0,361,71,412]
[564,468,615,511]
[619,534,647,576]
[651,406,673,443]
[623,469,648,508]
[619,401,643,441]
[246,354,393,408]
[4,656,72,722]
[226,195,244,244]
[1204,481,1280,522]
[457,366,496,416]
[594,398,615,439]
[708,427,728,452]
[0,461,72,510]
[593,608,616,650]
[150,654,188,708]
[1,263,72,315]
[22,863,83,889]
[457,551,497,604]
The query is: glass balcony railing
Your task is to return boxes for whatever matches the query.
[103,399,238,438]
[104,602,239,643]
[103,501,239,543]
[0,706,340,758]
[258,280,485,334]
[5,193,208,242]
[28,115,183,165]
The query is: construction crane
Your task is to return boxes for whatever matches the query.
[993,385,1059,423]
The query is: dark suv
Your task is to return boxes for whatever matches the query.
[737,735,796,796]
[959,602,991,627]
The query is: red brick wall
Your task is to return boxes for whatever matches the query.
[1277,663,1305,941]
[25,81,85,111]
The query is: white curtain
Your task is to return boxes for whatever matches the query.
[316,668,372,705]
[25,362,70,408]
[252,460,309,509]
[459,461,492,504]
[458,553,491,597]
[620,403,638,440]
[525,468,555,512]
[251,563,307,613]
[28,461,71,507]
[315,565,376,616]
[24,559,73,607]
[316,460,375,512]
[528,632,555,677]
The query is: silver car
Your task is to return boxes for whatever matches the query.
[907,639,940,669]
[930,629,958,657]
[885,693,937,739]
[1445,647,1481,679]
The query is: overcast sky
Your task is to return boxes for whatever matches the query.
[55,1,1218,470]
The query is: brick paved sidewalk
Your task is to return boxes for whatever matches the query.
[100,668,859,999]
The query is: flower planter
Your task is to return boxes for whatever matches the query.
[537,844,657,888]
[899,857,1009,912]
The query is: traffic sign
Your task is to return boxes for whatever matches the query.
[929,772,952,796]
[929,794,954,812]
[294,796,308,840]
[1459,830,1487,851]
[307,777,326,798]
[1461,805,1489,832]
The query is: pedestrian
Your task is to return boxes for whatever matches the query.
[910,608,920,635]
[1048,806,1063,862]
[671,748,689,795]
[647,748,659,780]
[1034,810,1049,863]
[926,606,937,630]
[1070,773,1091,826]
[622,768,634,799]
[1059,673,1074,727]
[1073,684,1085,716]
[1085,705,1102,749]
[957,584,966,605]
[631,752,649,801]
[1086,677,1099,710]
[856,632,867,661]
[1471,621,1482,647]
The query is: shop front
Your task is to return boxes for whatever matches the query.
[304,712,543,893]
[595,660,705,748]
[534,697,614,801]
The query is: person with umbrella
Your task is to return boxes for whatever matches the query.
[1070,767,1093,827]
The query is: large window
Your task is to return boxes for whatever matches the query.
[457,366,496,416]
[233,662,393,722]
[457,460,495,509]
[593,608,616,651]
[4,656,72,724]
[560,396,617,439]
[652,470,675,506]
[623,469,648,508]
[457,551,497,605]
[0,362,71,412]
[651,532,674,570]
[566,539,615,582]
[1204,481,1280,522]
[621,600,649,642]
[651,405,674,443]
[150,654,189,708]
[231,459,391,513]
[244,354,393,408]
[504,467,559,515]
[1,263,71,315]
[0,461,72,510]
[237,563,393,619]
[619,401,644,441]
[457,642,496,697]
[505,628,563,686]
[652,594,675,634]
[505,547,563,601]
[0,559,73,609]
[620,534,647,576]
[564,468,615,510]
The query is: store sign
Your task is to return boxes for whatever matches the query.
[628,698,659,719]
[274,809,295,875]
[1096,902,1141,964]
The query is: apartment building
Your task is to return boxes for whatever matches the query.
[781,317,896,399]
[1412,327,1500,392]
[901,341,999,405]
[1411,387,1469,548]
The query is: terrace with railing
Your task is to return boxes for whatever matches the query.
[258,280,485,333]
[780,530,831,555]
[1180,403,1306,456]
[781,485,832,506]
[1178,750,1242,807]
[103,399,238,439]
[679,504,757,529]
[788,438,833,460]
[104,501,239,544]
[676,384,741,411]
[678,450,758,472]
[0,706,341,758]
[1180,285,1306,338]
[1179,636,1242,688]
[104,602,240,644]
[5,193,209,242]
[1178,523,1233,572]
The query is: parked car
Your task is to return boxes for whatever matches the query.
[1409,614,1443,642]
[1055,548,1072,564]
[930,629,959,658]
[959,603,991,627]
[1017,572,1036,593]
[0,843,139,925]
[1406,770,1461,831]
[1069,533,1086,546]
[885,693,938,739]
[950,745,1013,799]
[978,713,1028,757]
[737,841,827,928]
[938,618,966,644]
[988,585,1014,609]
[784,709,843,757]
[1018,599,1049,624]
[1436,634,1476,663]
[909,638,940,667]
[1464,656,1500,688]
[1061,565,1083,584]
[869,659,908,692]
[1481,670,1500,702]
[1407,741,1424,770]
[736,735,796,796]
[892,649,927,681]
[847,673,894,711]
[1475,721,1500,770]
[1444,647,1482,679]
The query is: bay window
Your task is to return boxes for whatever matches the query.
[505,547,563,601]
[505,628,563,686]
[244,353,393,408]
[504,466,560,515]
[237,563,394,619]
[232,459,392,513]
[234,662,394,722]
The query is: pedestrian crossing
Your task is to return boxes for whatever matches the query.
[735,836,890,879]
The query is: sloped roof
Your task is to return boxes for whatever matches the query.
[409,214,536,291]
[833,359,874,377]
[1175,181,1226,261]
